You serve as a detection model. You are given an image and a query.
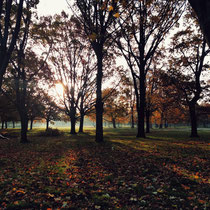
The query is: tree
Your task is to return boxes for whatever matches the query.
[0,93,18,129]
[150,73,188,128]
[1,10,51,142]
[116,0,185,138]
[0,0,38,90]
[103,88,129,128]
[117,72,136,128]
[41,93,61,130]
[188,0,210,47]
[164,10,210,137]
[49,13,96,134]
[2,48,50,142]
[78,55,96,133]
[145,69,159,133]
[73,0,122,142]
[27,92,44,130]
[198,103,210,128]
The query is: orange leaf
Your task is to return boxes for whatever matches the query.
[16,190,25,194]
[181,184,190,190]
[113,13,120,18]
[198,199,206,204]
[109,6,114,11]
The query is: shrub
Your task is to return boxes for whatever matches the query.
[39,128,62,137]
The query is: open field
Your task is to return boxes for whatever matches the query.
[0,128,209,209]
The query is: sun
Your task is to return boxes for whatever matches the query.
[55,83,64,97]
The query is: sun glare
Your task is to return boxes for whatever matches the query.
[55,83,64,97]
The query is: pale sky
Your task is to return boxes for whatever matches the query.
[37,0,69,16]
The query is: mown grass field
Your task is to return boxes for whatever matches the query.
[0,127,209,209]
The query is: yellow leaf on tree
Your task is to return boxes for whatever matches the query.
[109,6,114,11]
[113,13,120,18]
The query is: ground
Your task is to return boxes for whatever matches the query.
[0,128,209,209]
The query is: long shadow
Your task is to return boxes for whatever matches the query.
[65,137,210,209]
[0,128,209,209]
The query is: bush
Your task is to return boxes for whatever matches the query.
[39,128,62,137]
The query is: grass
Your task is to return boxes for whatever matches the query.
[0,127,209,209]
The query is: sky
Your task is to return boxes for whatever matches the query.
[37,0,69,16]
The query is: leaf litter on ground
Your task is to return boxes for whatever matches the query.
[0,128,209,209]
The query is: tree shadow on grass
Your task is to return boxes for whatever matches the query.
[0,129,209,209]
[67,139,210,209]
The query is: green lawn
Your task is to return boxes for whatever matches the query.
[0,128,209,209]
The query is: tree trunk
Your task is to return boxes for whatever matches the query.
[30,119,34,130]
[112,118,116,128]
[0,0,24,90]
[12,121,15,128]
[70,116,77,134]
[131,106,135,128]
[95,50,103,142]
[46,119,50,130]
[1,121,4,129]
[70,107,77,134]
[164,119,168,128]
[189,104,199,137]
[188,0,210,47]
[146,109,150,133]
[137,75,146,138]
[159,112,164,129]
[20,112,28,143]
[79,113,84,133]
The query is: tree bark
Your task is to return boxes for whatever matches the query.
[137,74,146,138]
[20,112,28,143]
[146,109,150,133]
[164,119,168,128]
[112,118,116,128]
[70,107,77,134]
[1,121,4,129]
[79,113,84,133]
[159,112,164,129]
[70,117,77,134]
[46,119,50,130]
[0,0,24,90]
[131,106,135,128]
[159,120,163,129]
[189,104,199,137]
[95,50,103,142]
[12,121,15,128]
[30,119,34,130]
[188,0,210,47]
